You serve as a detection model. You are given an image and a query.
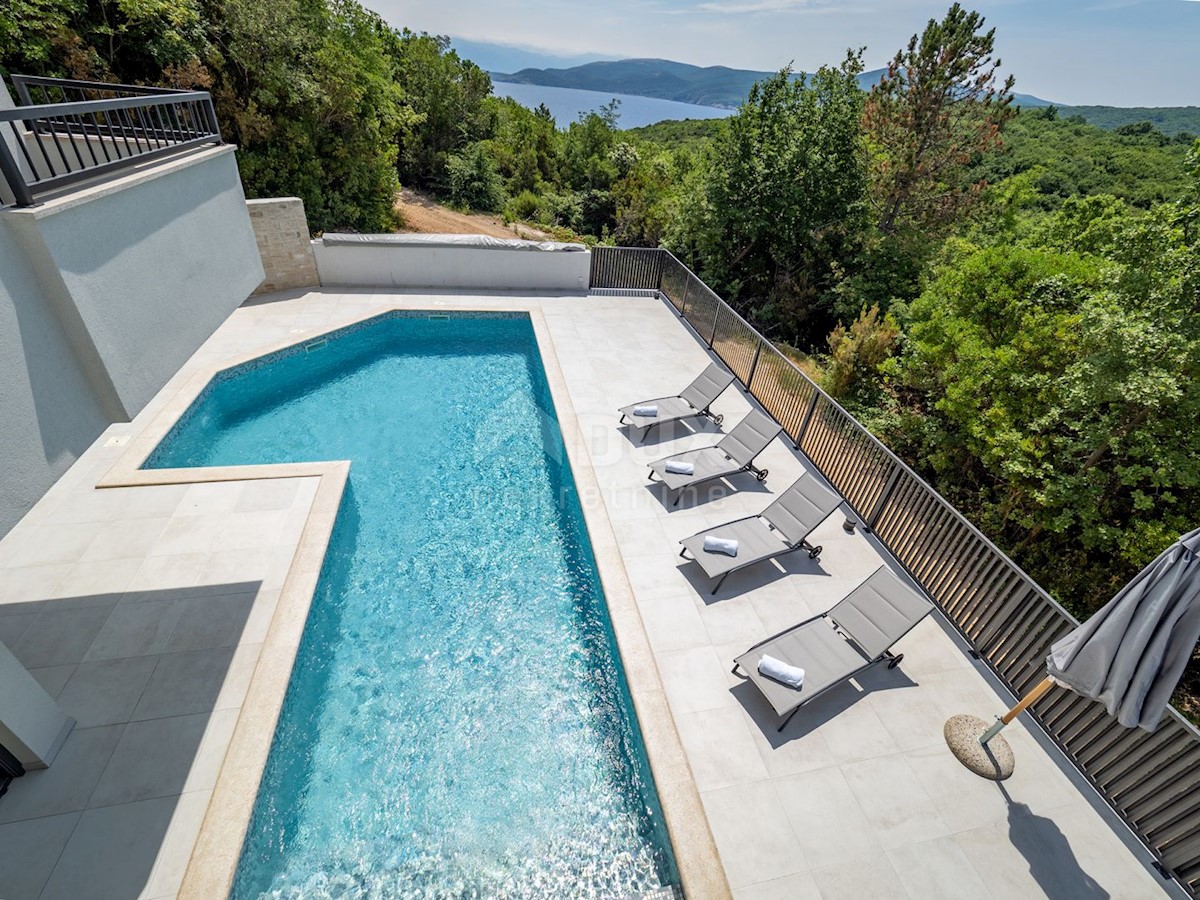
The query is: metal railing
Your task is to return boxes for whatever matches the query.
[595,245,1200,896]
[0,75,222,207]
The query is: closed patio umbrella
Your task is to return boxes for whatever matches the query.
[946,527,1200,780]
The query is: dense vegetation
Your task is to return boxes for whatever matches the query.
[1063,105,1200,137]
[4,3,1199,706]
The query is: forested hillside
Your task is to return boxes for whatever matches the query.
[3,2,1199,708]
[1064,105,1200,136]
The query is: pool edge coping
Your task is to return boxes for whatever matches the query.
[98,299,730,900]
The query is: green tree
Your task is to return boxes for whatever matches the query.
[391,31,493,192]
[213,0,407,232]
[445,142,505,211]
[887,215,1200,614]
[864,3,1016,239]
[669,55,868,345]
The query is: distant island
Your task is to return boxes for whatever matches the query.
[492,57,1054,110]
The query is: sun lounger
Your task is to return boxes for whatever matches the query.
[732,566,933,731]
[648,409,783,506]
[618,363,735,441]
[679,473,841,594]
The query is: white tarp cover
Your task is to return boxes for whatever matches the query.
[321,233,586,252]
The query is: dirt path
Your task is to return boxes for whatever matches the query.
[395,188,549,240]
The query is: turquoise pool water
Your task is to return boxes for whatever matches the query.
[146,313,677,898]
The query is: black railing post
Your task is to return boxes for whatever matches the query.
[0,135,35,206]
[708,303,721,348]
[745,340,762,392]
[678,277,692,317]
[865,464,903,533]
[795,391,820,449]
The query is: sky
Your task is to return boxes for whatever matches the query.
[371,0,1200,107]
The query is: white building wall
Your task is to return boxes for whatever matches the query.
[0,144,263,535]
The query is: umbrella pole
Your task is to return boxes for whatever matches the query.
[980,676,1055,745]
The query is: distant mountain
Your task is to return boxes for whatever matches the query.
[448,39,614,76]
[492,57,1055,110]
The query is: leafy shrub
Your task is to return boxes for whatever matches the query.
[445,143,505,212]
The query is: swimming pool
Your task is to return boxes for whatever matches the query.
[146,312,678,898]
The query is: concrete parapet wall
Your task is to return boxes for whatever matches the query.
[247,197,319,294]
[312,235,592,292]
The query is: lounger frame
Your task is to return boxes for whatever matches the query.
[653,454,769,505]
[732,611,909,731]
[679,515,824,594]
[618,363,735,442]
[619,403,724,441]
[732,567,934,731]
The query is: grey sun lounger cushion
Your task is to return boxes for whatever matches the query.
[734,566,933,730]
[678,473,841,593]
[618,363,735,438]
[648,409,783,501]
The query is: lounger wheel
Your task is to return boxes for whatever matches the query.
[713,414,724,425]
[888,653,904,669]
[808,545,822,559]
[756,468,768,482]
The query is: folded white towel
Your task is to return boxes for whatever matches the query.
[633,405,658,417]
[665,460,695,475]
[703,536,738,556]
[759,654,805,688]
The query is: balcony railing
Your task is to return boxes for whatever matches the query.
[0,75,222,207]
[594,245,1200,897]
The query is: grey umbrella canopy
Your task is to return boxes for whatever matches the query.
[1047,527,1200,732]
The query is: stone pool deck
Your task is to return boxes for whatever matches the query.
[0,288,1178,900]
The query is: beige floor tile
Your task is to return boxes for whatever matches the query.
[80,517,171,562]
[90,712,221,807]
[696,597,767,648]
[39,795,176,900]
[656,646,738,715]
[56,558,144,603]
[840,754,950,850]
[175,482,246,517]
[0,563,72,608]
[0,523,105,569]
[0,610,36,646]
[773,767,881,870]
[131,643,260,721]
[28,663,77,699]
[675,707,770,792]
[886,834,991,900]
[811,686,900,764]
[0,725,123,824]
[732,872,821,900]
[83,599,185,661]
[0,811,81,900]
[700,780,808,888]
[56,656,159,727]
[12,605,114,668]
[861,672,948,753]
[638,590,712,653]
[1039,802,1166,898]
[165,591,257,653]
[123,553,210,597]
[737,698,837,779]
[235,478,301,512]
[810,851,909,900]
